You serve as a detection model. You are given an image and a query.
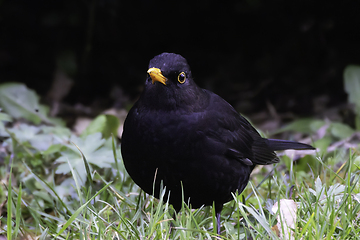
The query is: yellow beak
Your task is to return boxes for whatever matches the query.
[147,68,167,85]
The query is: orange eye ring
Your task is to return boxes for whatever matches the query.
[178,72,186,84]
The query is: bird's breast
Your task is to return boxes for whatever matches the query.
[121,105,254,208]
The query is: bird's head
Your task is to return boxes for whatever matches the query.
[141,53,206,111]
[146,53,193,87]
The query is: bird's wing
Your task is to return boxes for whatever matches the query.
[204,90,279,166]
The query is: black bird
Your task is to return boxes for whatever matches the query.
[121,53,314,234]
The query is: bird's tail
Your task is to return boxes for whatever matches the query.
[266,139,315,151]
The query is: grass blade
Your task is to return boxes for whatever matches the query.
[7,163,13,240]
[14,183,22,238]
[72,142,93,186]
[55,181,112,238]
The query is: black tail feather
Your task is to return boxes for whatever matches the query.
[266,139,315,151]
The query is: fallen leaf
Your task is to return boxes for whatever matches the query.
[272,199,297,240]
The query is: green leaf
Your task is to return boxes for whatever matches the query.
[329,122,355,139]
[344,65,360,129]
[42,144,64,155]
[314,137,332,154]
[6,124,54,151]
[55,133,114,183]
[0,82,63,125]
[0,112,12,122]
[344,65,360,113]
[273,118,325,134]
[293,154,317,173]
[42,125,72,138]
[33,190,54,203]
[0,83,43,124]
[81,114,120,139]
[0,112,12,137]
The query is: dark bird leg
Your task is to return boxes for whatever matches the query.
[169,213,175,235]
[216,212,221,235]
[166,208,178,237]
[215,204,223,235]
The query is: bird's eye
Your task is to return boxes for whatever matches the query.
[178,72,186,84]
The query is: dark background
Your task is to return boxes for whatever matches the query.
[1,0,359,119]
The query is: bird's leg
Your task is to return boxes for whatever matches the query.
[215,204,223,235]
[170,210,176,229]
[166,210,176,237]
[216,212,221,235]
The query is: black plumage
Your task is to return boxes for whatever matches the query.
[121,53,314,234]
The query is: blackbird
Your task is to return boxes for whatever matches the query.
[121,52,314,234]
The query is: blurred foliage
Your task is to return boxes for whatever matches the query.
[0,83,63,125]
[344,65,360,129]
[81,114,120,139]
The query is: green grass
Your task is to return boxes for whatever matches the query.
[1,132,360,239]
